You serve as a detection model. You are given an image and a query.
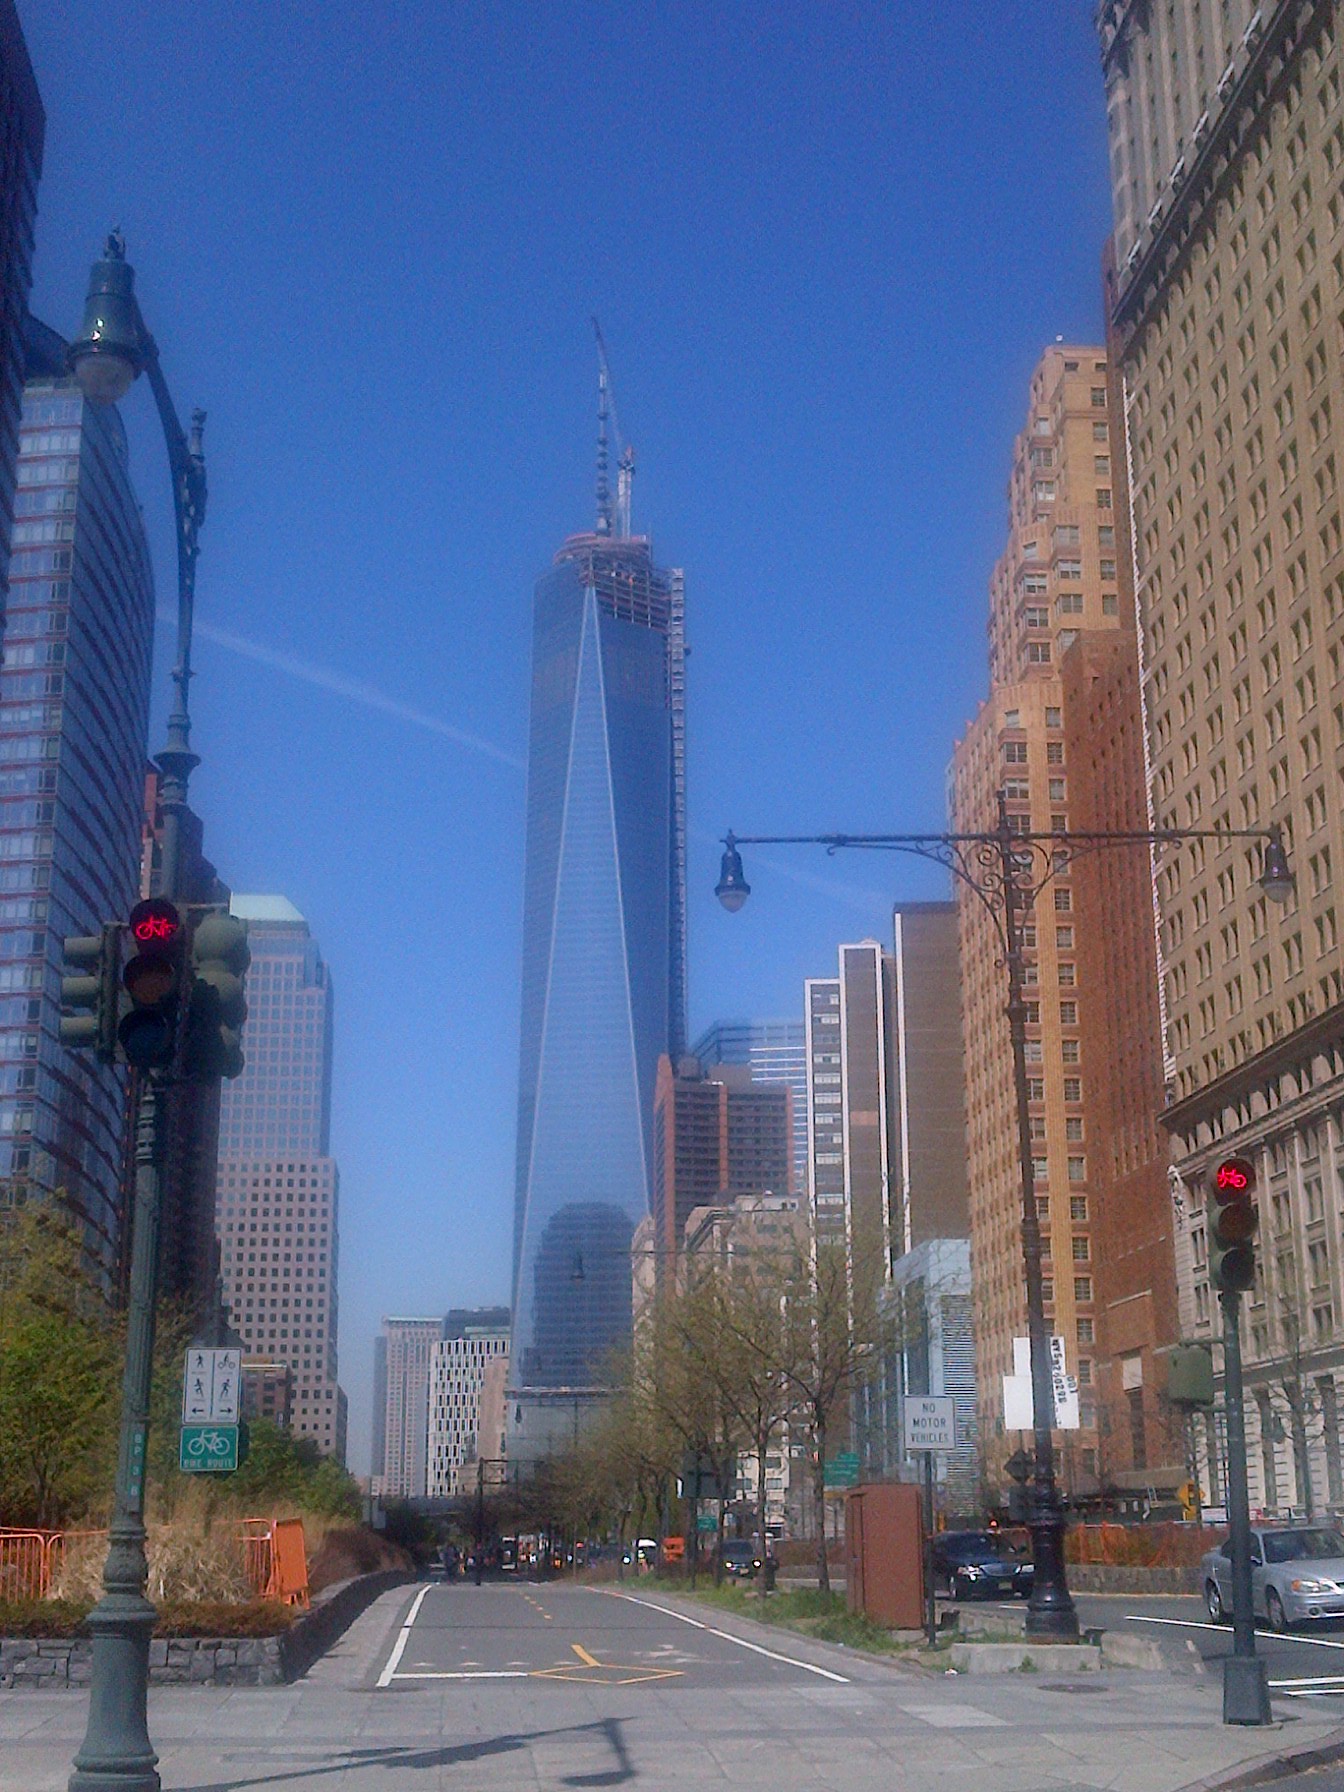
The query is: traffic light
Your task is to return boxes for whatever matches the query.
[118,897,186,1069]
[59,925,121,1060]
[185,910,250,1079]
[1207,1154,1258,1294]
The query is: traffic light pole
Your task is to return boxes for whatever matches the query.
[66,236,208,1792]
[69,1080,164,1791]
[1220,1289,1271,1725]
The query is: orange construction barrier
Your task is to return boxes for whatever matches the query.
[268,1517,309,1607]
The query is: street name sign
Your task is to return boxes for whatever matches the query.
[179,1424,240,1473]
[824,1450,860,1488]
[904,1395,956,1453]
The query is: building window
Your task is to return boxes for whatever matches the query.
[1074,1276,1093,1302]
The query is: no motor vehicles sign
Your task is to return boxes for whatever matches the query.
[904,1395,955,1453]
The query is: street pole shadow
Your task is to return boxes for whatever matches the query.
[563,1715,636,1786]
[182,1715,637,1791]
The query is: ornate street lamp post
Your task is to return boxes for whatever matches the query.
[66,232,209,1792]
[717,799,1292,1641]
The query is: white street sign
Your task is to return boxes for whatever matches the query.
[182,1348,242,1424]
[1003,1335,1080,1431]
[904,1395,956,1453]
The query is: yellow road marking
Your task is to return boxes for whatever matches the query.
[571,1643,600,1666]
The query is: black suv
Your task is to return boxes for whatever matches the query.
[930,1530,1031,1600]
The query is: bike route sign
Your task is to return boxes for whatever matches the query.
[179,1424,240,1473]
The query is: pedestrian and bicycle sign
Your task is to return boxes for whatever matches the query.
[180,1347,243,1473]
[182,1347,240,1422]
[179,1424,240,1473]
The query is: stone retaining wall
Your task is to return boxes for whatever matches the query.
[0,1634,284,1688]
[0,1567,416,1688]
[1066,1563,1200,1594]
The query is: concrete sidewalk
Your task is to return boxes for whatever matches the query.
[2,1581,1342,1792]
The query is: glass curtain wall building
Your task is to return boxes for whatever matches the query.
[511,507,686,1461]
[0,0,44,620]
[692,1018,807,1195]
[0,319,152,1273]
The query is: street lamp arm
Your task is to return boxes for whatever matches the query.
[140,344,206,756]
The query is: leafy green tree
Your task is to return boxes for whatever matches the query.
[0,1206,119,1527]
[224,1419,361,1519]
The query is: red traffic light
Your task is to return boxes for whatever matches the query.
[128,897,182,948]
[120,898,185,1070]
[1212,1155,1255,1201]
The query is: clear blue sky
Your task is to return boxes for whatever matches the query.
[23,0,1114,1475]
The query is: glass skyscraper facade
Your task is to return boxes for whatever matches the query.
[692,1018,808,1196]
[217,896,346,1461]
[0,320,153,1273]
[0,0,44,624]
[511,526,686,1448]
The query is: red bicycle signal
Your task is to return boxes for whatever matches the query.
[128,898,182,948]
[1212,1155,1255,1200]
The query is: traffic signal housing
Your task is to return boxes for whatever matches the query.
[185,910,250,1080]
[1207,1154,1258,1295]
[59,924,122,1060]
[118,897,186,1069]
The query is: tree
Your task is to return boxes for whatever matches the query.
[780,1240,900,1593]
[665,1255,793,1600]
[0,1205,120,1528]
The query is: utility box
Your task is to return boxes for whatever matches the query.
[846,1481,924,1630]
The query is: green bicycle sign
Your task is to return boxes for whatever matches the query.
[179,1423,240,1473]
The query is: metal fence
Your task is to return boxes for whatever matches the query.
[2,1517,307,1606]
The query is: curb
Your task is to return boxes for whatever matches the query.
[602,1583,928,1678]
[280,1568,417,1681]
[1176,1727,1344,1792]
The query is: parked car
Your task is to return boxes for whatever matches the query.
[930,1530,1032,1600]
[719,1540,762,1579]
[1201,1525,1344,1630]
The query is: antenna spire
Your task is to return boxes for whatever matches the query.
[592,318,634,537]
[594,318,612,536]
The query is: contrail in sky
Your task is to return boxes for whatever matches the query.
[172,612,897,912]
[165,611,527,771]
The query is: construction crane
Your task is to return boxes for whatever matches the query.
[593,317,634,538]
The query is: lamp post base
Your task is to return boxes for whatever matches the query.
[68,1592,160,1792]
[1223,1655,1272,1726]
[1025,1509,1079,1640]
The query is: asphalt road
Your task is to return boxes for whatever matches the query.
[375,1578,857,1691]
[950,1587,1344,1707]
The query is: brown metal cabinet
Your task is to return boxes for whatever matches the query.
[845,1481,924,1630]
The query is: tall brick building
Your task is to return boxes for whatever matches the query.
[1099,0,1344,1512]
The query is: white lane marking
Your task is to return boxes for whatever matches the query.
[1268,1674,1344,1687]
[1276,1688,1344,1698]
[393,1670,530,1680]
[607,1590,850,1683]
[1125,1614,1344,1650]
[377,1584,431,1687]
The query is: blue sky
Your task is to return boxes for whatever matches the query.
[23,0,1114,1474]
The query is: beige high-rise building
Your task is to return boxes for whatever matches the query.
[1099,0,1344,1514]
[950,345,1126,1485]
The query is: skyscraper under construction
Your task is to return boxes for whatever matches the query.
[510,345,686,1463]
